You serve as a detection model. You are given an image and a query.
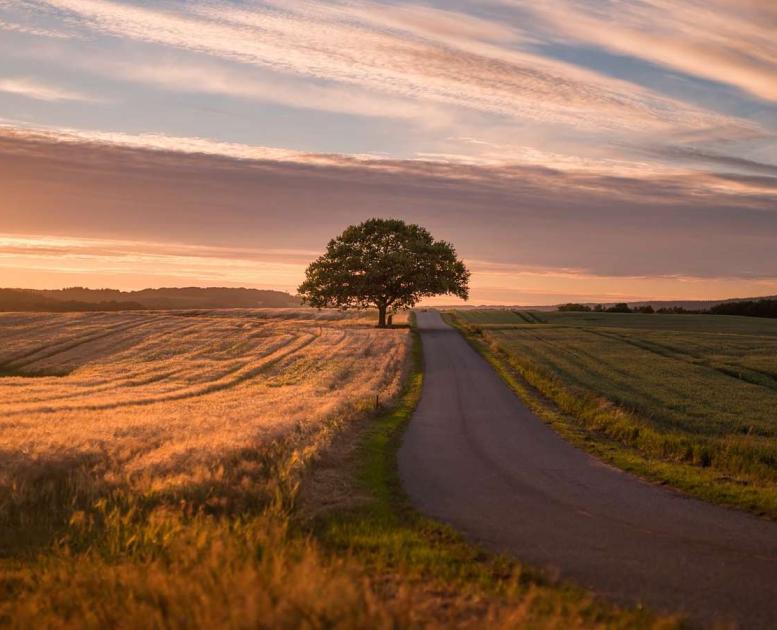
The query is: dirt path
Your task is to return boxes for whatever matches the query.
[398,311,777,628]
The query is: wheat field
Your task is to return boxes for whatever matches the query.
[0,309,409,516]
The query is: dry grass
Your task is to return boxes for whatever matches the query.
[0,309,407,483]
[0,309,408,548]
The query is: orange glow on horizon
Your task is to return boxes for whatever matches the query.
[3,234,776,306]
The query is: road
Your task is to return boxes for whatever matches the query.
[398,311,777,628]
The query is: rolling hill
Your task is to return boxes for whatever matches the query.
[0,287,300,312]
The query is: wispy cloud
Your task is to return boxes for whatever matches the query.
[647,145,777,177]
[0,77,95,102]
[512,0,777,102]
[0,17,73,38]
[35,0,756,135]
[86,58,453,126]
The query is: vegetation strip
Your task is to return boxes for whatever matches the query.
[445,311,777,520]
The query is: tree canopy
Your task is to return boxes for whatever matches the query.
[298,218,470,326]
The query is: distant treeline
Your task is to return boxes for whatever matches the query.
[558,302,655,314]
[558,298,777,319]
[0,290,145,312]
[709,299,777,318]
[0,287,300,312]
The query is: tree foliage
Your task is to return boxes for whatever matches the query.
[710,298,777,318]
[557,303,592,312]
[298,218,470,326]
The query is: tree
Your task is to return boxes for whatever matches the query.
[558,303,592,312]
[710,298,777,319]
[298,218,470,327]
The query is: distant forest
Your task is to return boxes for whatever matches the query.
[0,287,300,312]
[558,298,777,319]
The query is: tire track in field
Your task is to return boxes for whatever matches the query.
[586,328,777,394]
[491,325,672,416]
[4,329,321,415]
[0,315,148,366]
[1,314,169,372]
[13,320,212,404]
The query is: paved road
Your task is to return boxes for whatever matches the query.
[398,311,777,628]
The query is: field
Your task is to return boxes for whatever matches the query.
[1,309,409,537]
[0,309,668,628]
[0,309,411,625]
[451,310,777,515]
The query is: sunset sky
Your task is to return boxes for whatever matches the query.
[1,0,776,304]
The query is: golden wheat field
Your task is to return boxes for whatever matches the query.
[0,309,410,500]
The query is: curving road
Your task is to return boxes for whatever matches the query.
[398,311,777,628]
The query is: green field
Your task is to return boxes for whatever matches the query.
[451,310,777,515]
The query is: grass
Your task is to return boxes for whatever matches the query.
[0,308,409,523]
[0,309,678,628]
[449,310,777,518]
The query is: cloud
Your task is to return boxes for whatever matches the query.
[648,145,777,177]
[1,123,776,293]
[5,121,775,203]
[0,77,95,102]
[512,0,777,102]
[275,1,519,46]
[85,57,454,126]
[2,2,773,302]
[35,0,757,135]
[0,17,73,38]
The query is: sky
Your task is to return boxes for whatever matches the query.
[1,0,776,305]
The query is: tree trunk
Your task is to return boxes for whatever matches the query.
[377,305,387,328]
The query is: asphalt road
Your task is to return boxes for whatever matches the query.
[398,311,777,628]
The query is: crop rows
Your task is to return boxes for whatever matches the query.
[0,309,410,496]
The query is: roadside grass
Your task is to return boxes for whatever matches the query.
[447,311,777,518]
[0,313,679,628]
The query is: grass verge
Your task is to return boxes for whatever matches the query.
[444,312,777,520]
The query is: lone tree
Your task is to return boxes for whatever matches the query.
[298,218,470,327]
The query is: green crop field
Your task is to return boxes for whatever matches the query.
[451,310,777,515]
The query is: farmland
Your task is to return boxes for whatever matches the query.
[0,309,409,503]
[0,309,413,626]
[450,310,777,515]
[0,309,667,628]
